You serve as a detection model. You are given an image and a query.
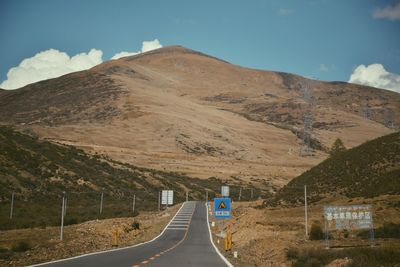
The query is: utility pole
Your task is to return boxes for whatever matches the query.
[100,191,104,215]
[64,194,67,217]
[60,192,66,241]
[10,192,15,220]
[239,187,242,201]
[132,194,136,215]
[158,191,161,212]
[304,185,308,238]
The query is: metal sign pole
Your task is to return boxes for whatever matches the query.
[304,185,308,237]
[10,192,14,220]
[324,215,329,248]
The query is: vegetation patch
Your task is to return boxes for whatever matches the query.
[287,247,400,267]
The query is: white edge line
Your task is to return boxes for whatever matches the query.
[205,203,234,267]
[29,202,189,267]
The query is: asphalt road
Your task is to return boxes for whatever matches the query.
[32,201,230,267]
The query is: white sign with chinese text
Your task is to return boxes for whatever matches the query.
[324,205,373,230]
[161,190,173,205]
[221,186,229,197]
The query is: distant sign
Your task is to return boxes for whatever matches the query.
[214,198,231,219]
[161,190,173,205]
[324,205,373,230]
[221,186,229,197]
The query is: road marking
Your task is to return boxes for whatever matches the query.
[131,202,196,266]
[30,203,190,267]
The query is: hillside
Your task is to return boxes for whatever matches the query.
[0,126,257,229]
[272,131,400,205]
[0,46,399,190]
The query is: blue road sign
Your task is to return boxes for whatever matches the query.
[214,198,231,219]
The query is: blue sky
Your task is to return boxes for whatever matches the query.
[1,0,400,91]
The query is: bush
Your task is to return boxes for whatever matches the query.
[11,241,31,252]
[131,221,140,230]
[65,218,78,226]
[309,223,324,240]
[0,247,12,260]
[287,247,400,267]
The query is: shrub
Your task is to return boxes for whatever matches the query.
[65,218,78,226]
[0,247,12,260]
[11,241,31,252]
[309,223,324,240]
[131,221,140,230]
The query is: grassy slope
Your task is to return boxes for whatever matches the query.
[0,126,255,229]
[273,132,400,205]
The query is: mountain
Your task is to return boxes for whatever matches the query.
[0,46,399,191]
[272,132,400,205]
[0,126,251,229]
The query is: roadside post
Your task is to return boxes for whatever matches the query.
[60,192,66,241]
[99,191,104,215]
[132,194,136,214]
[9,192,14,220]
[158,191,161,212]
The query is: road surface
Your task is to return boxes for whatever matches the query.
[32,201,231,267]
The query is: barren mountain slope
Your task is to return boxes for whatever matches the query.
[0,46,398,190]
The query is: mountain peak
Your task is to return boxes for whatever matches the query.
[118,45,230,64]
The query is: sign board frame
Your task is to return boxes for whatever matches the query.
[323,204,374,248]
[214,198,231,219]
[161,190,173,205]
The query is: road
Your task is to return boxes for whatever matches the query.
[32,201,231,267]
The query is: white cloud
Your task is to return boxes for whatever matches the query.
[111,51,139,60]
[111,39,162,60]
[348,64,400,93]
[319,63,335,72]
[1,39,163,90]
[373,2,400,21]
[278,8,294,16]
[0,49,102,90]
